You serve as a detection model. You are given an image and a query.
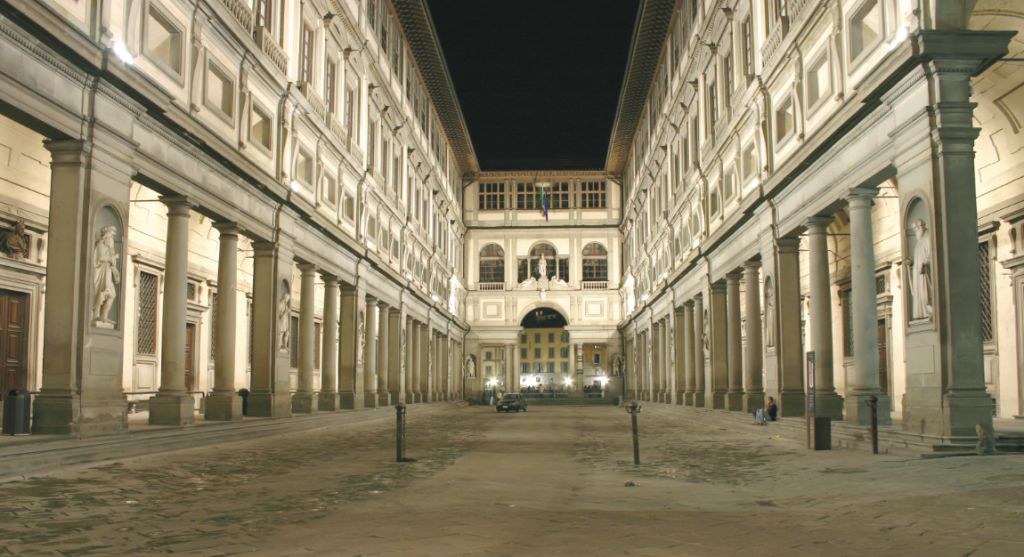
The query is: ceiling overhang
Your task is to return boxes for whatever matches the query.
[394,0,480,177]
[604,0,679,177]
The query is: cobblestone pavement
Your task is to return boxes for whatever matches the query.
[1,405,1023,556]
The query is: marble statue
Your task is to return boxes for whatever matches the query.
[399,328,407,373]
[5,219,28,259]
[91,225,120,327]
[357,310,365,363]
[908,219,933,320]
[277,291,291,350]
[537,257,547,278]
[702,310,710,360]
[466,356,475,378]
[764,278,775,347]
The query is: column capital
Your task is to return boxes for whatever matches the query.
[375,299,390,309]
[321,274,339,286]
[212,221,245,236]
[725,272,742,283]
[846,187,878,206]
[297,263,318,274]
[743,260,762,271]
[805,216,834,231]
[43,139,90,163]
[709,281,727,293]
[776,237,801,252]
[159,196,196,214]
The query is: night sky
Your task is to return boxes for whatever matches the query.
[426,0,642,171]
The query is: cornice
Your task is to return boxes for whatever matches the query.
[604,0,681,178]
[392,0,479,177]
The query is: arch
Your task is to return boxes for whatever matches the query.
[516,300,569,328]
[582,242,609,282]
[528,241,557,256]
[479,243,504,283]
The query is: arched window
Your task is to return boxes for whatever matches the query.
[479,244,504,283]
[582,243,608,281]
[522,243,557,281]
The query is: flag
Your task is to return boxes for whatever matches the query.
[541,188,549,221]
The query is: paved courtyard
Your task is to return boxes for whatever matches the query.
[1,405,1022,556]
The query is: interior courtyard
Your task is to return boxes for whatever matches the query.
[1,0,1024,555]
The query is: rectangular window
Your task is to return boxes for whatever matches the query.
[296,150,314,185]
[980,242,994,343]
[580,181,606,208]
[723,52,733,99]
[299,24,314,85]
[534,334,541,343]
[741,17,753,78]
[593,353,601,364]
[344,85,356,138]
[806,52,830,109]
[558,258,569,282]
[550,182,570,209]
[521,334,527,343]
[520,363,529,374]
[850,0,882,62]
[534,348,541,359]
[548,362,555,374]
[137,271,158,355]
[706,76,718,137]
[255,0,273,30]
[381,137,390,183]
[479,182,505,210]
[516,182,536,209]
[323,173,337,205]
[325,58,337,113]
[250,104,273,151]
[742,142,757,179]
[147,5,183,76]
[485,350,491,361]
[367,122,376,170]
[548,348,555,359]
[343,193,355,221]
[392,149,402,195]
[560,347,569,358]
[548,333,554,343]
[205,61,234,120]
[776,96,795,143]
[521,348,527,359]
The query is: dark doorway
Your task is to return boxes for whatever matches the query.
[185,323,196,392]
[878,319,889,395]
[0,288,29,396]
[520,307,567,329]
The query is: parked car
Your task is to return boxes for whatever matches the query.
[497,393,528,413]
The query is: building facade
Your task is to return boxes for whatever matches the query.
[616,0,1024,442]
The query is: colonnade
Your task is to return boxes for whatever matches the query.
[625,189,893,425]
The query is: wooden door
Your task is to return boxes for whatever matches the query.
[0,289,29,397]
[184,323,196,392]
[877,319,889,395]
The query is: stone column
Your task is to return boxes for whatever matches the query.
[442,335,451,399]
[292,264,318,413]
[411,321,422,403]
[149,197,196,426]
[845,188,891,425]
[775,238,806,417]
[363,295,379,408]
[376,300,391,407]
[511,339,520,393]
[806,217,844,419]
[387,307,402,403]
[205,223,244,421]
[659,319,669,402]
[405,319,416,403]
[743,262,765,412]
[674,307,686,404]
[504,342,514,394]
[421,326,431,400]
[683,301,695,405]
[338,283,365,410]
[32,138,133,436]
[651,322,661,402]
[725,273,744,411]
[692,295,705,407]
[708,282,728,409]
[318,275,340,411]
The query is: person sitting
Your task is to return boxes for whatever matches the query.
[752,397,779,425]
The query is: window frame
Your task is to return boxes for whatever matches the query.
[142,1,186,83]
[478,243,505,284]
[203,55,236,125]
[248,100,274,154]
[848,0,885,69]
[805,49,832,115]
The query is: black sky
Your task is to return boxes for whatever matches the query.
[426,0,642,171]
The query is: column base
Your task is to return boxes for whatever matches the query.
[204,393,243,422]
[725,392,744,411]
[815,393,846,421]
[291,392,318,414]
[694,393,705,408]
[30,394,128,437]
[318,392,340,412]
[148,394,195,426]
[363,393,379,408]
[247,392,292,418]
[711,391,726,410]
[845,393,891,426]
[338,392,364,410]
[674,391,686,405]
[743,392,765,413]
[778,391,806,418]
[684,392,694,406]
[377,391,392,407]
[389,391,401,406]
[405,392,416,404]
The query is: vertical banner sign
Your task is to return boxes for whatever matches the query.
[806,352,815,449]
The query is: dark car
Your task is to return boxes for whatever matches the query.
[497,393,528,413]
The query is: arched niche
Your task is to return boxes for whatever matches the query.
[904,197,933,323]
[90,205,125,330]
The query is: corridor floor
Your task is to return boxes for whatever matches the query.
[1,405,1022,556]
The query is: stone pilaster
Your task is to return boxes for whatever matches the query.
[683,301,695,405]
[387,307,402,404]
[376,300,391,407]
[692,295,705,408]
[411,321,422,402]
[725,274,744,411]
[742,262,765,412]
[708,282,728,409]
[338,283,365,410]
[806,217,844,420]
[205,223,244,421]
[247,241,294,417]
[674,306,686,404]
[149,197,196,426]
[363,295,379,408]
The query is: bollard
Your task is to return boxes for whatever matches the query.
[626,401,641,465]
[868,395,879,455]
[395,403,407,462]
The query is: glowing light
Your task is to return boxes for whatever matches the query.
[564,378,573,387]
[366,240,375,250]
[111,41,134,65]
[290,181,301,192]
[889,26,909,51]
[751,177,760,189]
[431,294,439,302]
[405,273,413,280]
[641,294,649,301]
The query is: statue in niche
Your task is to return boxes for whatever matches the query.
[537,257,547,279]
[399,329,407,373]
[907,219,933,320]
[764,278,775,347]
[357,310,365,363]
[277,290,291,351]
[612,354,624,377]
[3,219,28,260]
[702,310,710,360]
[91,225,121,327]
[465,355,475,378]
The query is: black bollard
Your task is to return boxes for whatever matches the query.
[396,403,407,462]
[868,395,879,454]
[626,401,641,465]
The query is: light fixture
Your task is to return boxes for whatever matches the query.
[111,41,134,65]
[431,294,439,302]
[889,26,909,51]
[405,273,413,280]
[290,181,301,192]
[366,239,375,250]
